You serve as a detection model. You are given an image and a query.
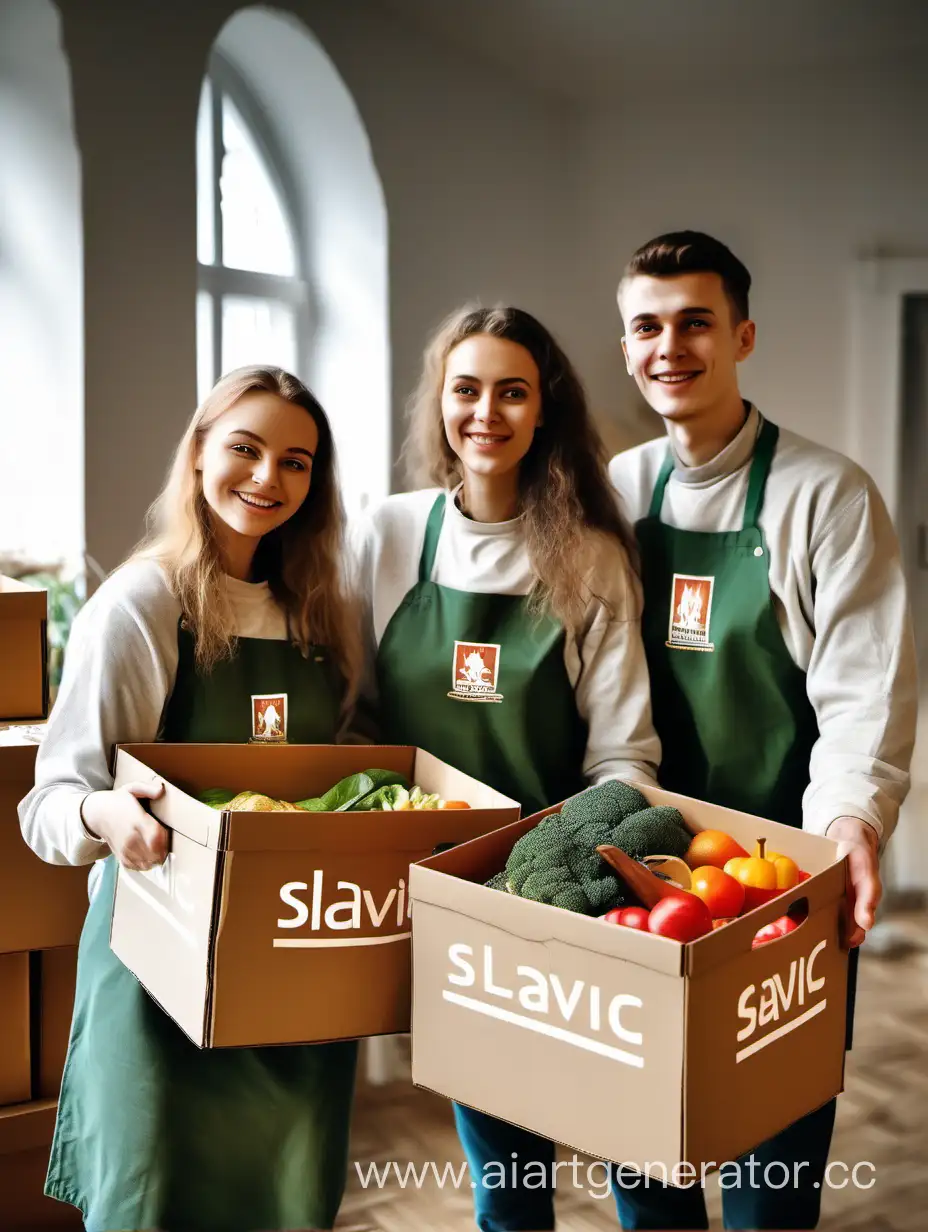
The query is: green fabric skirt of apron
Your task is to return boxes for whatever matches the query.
[375,493,588,817]
[46,627,359,1232]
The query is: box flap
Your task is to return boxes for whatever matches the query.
[110,829,221,1047]
[0,576,47,620]
[113,747,222,848]
[0,1099,58,1155]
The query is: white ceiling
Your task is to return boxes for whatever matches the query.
[381,0,928,102]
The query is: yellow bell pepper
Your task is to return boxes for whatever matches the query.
[723,838,780,911]
[765,850,800,890]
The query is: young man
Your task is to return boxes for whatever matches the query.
[608,231,917,1231]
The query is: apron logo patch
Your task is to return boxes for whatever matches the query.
[251,693,288,742]
[448,641,504,704]
[667,574,716,652]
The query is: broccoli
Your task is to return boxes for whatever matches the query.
[483,870,511,893]
[493,781,690,914]
[614,806,691,861]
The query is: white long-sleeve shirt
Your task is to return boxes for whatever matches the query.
[352,487,661,787]
[19,559,291,869]
[609,406,918,843]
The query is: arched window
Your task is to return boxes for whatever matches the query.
[196,55,308,402]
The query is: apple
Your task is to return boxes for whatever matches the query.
[647,894,712,943]
[752,915,800,949]
[602,906,651,930]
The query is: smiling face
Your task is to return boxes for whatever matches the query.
[619,271,755,425]
[198,390,319,557]
[440,334,542,484]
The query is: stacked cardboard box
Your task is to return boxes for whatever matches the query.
[0,576,86,1227]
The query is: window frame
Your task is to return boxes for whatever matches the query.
[197,52,310,389]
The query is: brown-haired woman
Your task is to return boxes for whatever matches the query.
[20,367,362,1231]
[355,306,661,1231]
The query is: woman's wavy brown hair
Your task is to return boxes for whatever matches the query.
[404,305,638,630]
[131,366,361,697]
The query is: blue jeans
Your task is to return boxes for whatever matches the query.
[454,1103,557,1231]
[613,1098,838,1230]
[455,1098,837,1232]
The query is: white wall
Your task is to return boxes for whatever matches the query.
[53,0,579,569]
[570,56,928,459]
[0,0,83,574]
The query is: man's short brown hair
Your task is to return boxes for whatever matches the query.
[620,231,751,323]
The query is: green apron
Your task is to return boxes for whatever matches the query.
[637,418,820,824]
[636,416,856,1048]
[376,493,587,815]
[47,624,359,1232]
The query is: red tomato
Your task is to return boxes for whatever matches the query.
[689,866,746,919]
[797,869,811,883]
[752,915,800,949]
[601,908,625,925]
[647,894,713,943]
[618,907,651,931]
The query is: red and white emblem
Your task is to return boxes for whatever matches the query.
[448,641,504,703]
[667,574,715,651]
[251,693,288,742]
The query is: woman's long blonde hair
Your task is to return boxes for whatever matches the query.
[131,366,361,695]
[404,306,638,630]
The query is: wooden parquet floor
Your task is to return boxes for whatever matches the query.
[339,912,928,1231]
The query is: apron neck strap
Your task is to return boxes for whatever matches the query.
[742,419,779,530]
[647,449,676,518]
[647,418,779,529]
[419,493,446,583]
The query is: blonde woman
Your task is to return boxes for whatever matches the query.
[20,367,361,1232]
[355,306,661,1231]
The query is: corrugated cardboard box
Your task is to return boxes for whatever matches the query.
[110,742,520,1048]
[410,782,849,1181]
[0,951,31,1106]
[0,577,48,721]
[0,1099,82,1227]
[0,729,92,954]
[34,947,78,1099]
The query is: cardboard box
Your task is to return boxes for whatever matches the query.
[0,1099,83,1227]
[110,743,520,1048]
[34,947,78,1099]
[0,951,31,1105]
[0,732,93,955]
[410,782,850,1181]
[0,577,48,721]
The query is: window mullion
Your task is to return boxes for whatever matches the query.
[211,85,224,384]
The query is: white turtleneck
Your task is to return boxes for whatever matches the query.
[609,406,917,842]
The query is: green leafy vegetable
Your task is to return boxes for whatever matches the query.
[198,787,238,810]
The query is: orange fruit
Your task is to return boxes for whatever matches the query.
[438,800,470,809]
[685,829,749,871]
[689,866,746,919]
